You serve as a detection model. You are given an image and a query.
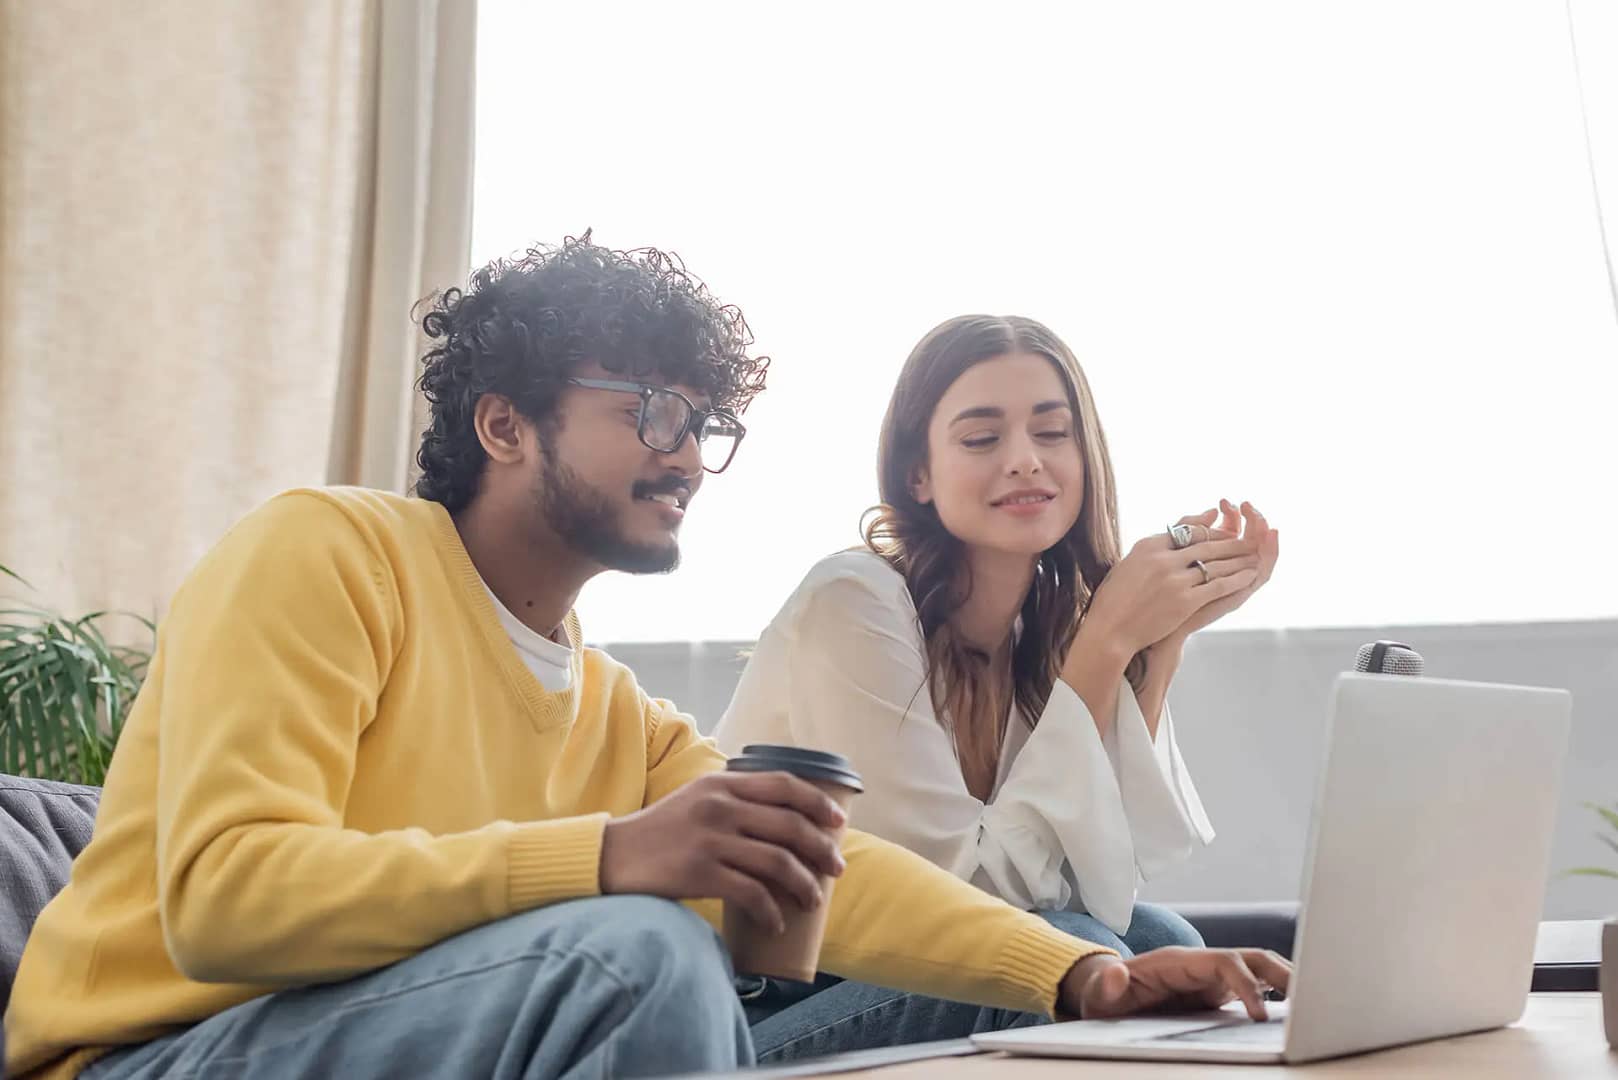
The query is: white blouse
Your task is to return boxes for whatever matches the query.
[713,550,1215,935]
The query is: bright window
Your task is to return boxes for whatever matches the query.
[474,1,1617,643]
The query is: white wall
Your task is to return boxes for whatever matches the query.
[479,0,1618,644]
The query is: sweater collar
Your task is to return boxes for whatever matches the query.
[426,499,584,732]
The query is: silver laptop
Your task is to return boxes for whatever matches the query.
[973,672,1573,1065]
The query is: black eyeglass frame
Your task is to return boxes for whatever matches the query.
[566,377,746,474]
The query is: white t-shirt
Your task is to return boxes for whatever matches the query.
[481,582,574,693]
[713,549,1215,935]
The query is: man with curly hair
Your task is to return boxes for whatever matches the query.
[6,235,1287,1080]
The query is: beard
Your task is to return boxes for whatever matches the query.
[535,454,680,574]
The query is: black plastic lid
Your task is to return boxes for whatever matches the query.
[725,744,864,792]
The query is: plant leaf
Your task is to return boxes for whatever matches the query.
[0,594,152,783]
[17,685,58,780]
[53,621,120,784]
[1586,802,1618,837]
[1564,867,1618,879]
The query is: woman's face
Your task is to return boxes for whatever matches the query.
[913,352,1085,560]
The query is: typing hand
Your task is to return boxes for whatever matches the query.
[1059,947,1293,1022]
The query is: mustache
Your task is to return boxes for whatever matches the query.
[631,477,692,501]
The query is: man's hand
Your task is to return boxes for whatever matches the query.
[599,771,848,934]
[1059,947,1293,1022]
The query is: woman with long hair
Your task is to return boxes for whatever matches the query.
[715,314,1279,955]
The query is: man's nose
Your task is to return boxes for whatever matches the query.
[664,428,703,478]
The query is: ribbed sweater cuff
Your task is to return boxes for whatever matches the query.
[995,918,1115,1017]
[507,813,609,910]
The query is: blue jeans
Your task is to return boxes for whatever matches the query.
[1035,901,1205,960]
[743,901,1202,1064]
[81,897,752,1080]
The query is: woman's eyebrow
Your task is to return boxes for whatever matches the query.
[949,400,1070,424]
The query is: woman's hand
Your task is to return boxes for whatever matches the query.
[1083,512,1261,658]
[1155,500,1280,650]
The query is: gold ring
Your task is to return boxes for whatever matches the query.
[1192,559,1210,585]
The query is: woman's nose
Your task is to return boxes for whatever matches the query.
[1004,436,1043,476]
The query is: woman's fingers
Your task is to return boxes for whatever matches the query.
[1194,553,1261,583]
[1219,498,1243,536]
[1179,537,1259,562]
[1176,508,1219,529]
[1202,568,1259,597]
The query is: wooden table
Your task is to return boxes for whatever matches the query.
[835,994,1615,1079]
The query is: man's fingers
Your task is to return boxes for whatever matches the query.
[718,836,823,914]
[725,770,847,829]
[737,802,846,878]
[713,864,786,934]
[1216,953,1269,1021]
[1238,949,1293,996]
[1080,961,1135,1018]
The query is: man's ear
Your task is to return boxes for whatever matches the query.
[909,462,933,506]
[474,395,527,465]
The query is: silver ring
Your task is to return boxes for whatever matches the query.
[1192,559,1210,585]
[1167,523,1195,550]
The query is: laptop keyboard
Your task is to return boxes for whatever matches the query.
[1156,1019,1287,1046]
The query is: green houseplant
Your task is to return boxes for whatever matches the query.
[0,561,153,786]
[1567,802,1618,883]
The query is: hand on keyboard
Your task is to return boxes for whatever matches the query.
[1059,946,1293,1022]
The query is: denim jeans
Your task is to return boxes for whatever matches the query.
[1034,901,1205,960]
[79,899,1201,1078]
[81,897,752,1080]
[743,901,1203,1064]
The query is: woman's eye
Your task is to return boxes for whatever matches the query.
[961,435,999,450]
[1035,429,1072,441]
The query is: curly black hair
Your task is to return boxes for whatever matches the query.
[414,233,769,511]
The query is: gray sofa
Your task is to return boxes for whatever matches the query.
[2,776,99,1020]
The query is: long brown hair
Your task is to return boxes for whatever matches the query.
[863,315,1144,797]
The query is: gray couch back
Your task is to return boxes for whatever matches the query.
[0,776,101,1018]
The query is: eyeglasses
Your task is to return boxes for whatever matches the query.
[566,378,746,474]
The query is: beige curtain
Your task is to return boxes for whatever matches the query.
[0,0,476,624]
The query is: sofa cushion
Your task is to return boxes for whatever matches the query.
[1171,900,1300,958]
[0,775,101,1017]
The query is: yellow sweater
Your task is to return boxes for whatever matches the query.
[4,488,1105,1079]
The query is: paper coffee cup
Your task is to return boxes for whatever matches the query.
[721,745,864,983]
